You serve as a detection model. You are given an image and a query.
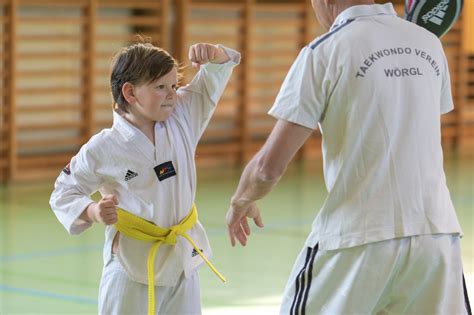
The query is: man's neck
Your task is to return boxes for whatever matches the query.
[332,0,376,20]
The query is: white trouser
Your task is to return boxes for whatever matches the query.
[98,254,201,315]
[280,234,470,315]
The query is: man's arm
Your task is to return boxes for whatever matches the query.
[226,119,314,246]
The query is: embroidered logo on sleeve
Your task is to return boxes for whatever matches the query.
[191,248,204,257]
[154,161,177,181]
[124,170,138,181]
[62,163,71,175]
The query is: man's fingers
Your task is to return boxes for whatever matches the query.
[241,218,251,236]
[226,211,238,247]
[226,208,244,227]
[227,218,248,246]
[247,203,264,228]
[235,226,247,246]
[227,227,236,247]
[226,201,266,247]
[227,217,247,246]
[254,212,264,228]
[228,221,247,246]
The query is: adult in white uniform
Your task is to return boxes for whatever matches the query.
[225,1,470,314]
[50,41,240,314]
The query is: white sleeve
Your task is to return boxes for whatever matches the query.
[440,51,454,115]
[174,45,241,146]
[49,143,102,235]
[268,46,328,129]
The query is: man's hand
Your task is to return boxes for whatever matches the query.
[188,43,230,68]
[86,194,118,225]
[226,199,264,247]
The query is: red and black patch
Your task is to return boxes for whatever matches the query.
[154,161,176,181]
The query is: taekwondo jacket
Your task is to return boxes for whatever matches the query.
[50,46,240,286]
[269,4,462,251]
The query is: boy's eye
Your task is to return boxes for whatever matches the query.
[155,84,177,91]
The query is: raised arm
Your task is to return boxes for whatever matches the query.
[174,44,241,146]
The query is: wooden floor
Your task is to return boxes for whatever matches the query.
[0,156,472,314]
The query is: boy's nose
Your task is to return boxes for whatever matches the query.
[167,88,176,99]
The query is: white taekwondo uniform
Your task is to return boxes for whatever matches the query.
[268,4,469,314]
[50,46,240,314]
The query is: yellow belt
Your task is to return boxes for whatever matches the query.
[114,204,225,315]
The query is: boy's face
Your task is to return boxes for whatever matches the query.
[132,67,178,122]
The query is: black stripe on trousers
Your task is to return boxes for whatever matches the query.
[301,244,319,315]
[290,244,319,315]
[290,247,313,315]
[464,273,472,315]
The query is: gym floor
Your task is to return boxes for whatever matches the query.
[0,155,472,314]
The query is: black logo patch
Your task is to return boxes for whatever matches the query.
[63,163,71,175]
[192,248,203,257]
[124,170,138,181]
[154,161,176,181]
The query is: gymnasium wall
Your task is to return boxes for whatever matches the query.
[0,0,472,182]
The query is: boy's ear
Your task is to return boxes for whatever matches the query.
[122,82,136,105]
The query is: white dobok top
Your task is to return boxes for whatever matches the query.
[269,4,462,250]
[50,46,240,286]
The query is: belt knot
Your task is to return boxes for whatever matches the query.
[114,204,225,315]
[164,227,179,244]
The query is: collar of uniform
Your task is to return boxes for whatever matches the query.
[113,111,139,140]
[112,111,157,162]
[330,3,397,31]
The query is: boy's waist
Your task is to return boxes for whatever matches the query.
[102,213,214,286]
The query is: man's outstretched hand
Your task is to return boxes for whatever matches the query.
[226,199,264,247]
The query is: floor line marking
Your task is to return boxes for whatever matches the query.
[0,284,97,305]
[0,244,102,263]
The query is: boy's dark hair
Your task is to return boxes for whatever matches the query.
[110,37,179,113]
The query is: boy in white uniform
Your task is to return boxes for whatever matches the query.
[225,0,470,314]
[50,40,240,314]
